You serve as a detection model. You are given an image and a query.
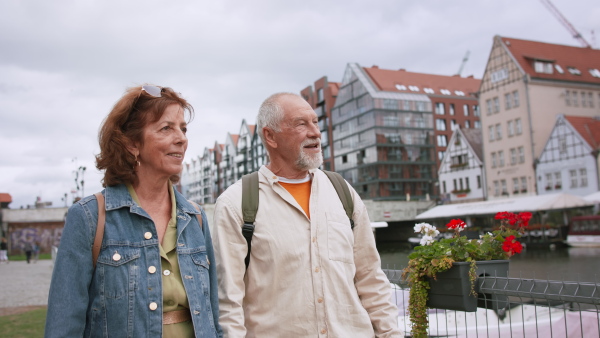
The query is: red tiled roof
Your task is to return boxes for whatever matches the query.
[230,134,239,146]
[363,67,480,96]
[248,124,256,135]
[0,193,12,203]
[500,36,600,84]
[565,115,600,149]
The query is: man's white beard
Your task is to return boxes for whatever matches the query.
[296,139,323,170]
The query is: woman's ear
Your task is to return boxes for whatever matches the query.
[126,139,140,159]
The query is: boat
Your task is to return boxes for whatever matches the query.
[565,215,600,248]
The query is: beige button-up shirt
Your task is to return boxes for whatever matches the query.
[213,166,401,337]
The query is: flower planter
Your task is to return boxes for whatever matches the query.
[427,260,509,312]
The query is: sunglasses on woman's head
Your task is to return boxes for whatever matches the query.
[141,85,162,98]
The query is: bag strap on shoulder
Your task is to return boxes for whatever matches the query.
[93,192,105,269]
[322,170,354,229]
[241,171,259,269]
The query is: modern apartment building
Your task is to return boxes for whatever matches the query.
[479,36,600,199]
[300,77,340,171]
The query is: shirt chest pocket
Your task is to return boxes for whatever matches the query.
[97,246,141,299]
[326,211,354,264]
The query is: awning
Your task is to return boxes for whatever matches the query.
[416,193,593,220]
[584,191,600,203]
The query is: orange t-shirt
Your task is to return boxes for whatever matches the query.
[279,180,312,219]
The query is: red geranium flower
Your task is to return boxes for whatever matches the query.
[446,219,466,230]
[502,235,523,255]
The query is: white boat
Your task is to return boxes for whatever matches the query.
[565,215,600,248]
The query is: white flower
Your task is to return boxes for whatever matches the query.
[420,235,435,246]
[414,223,431,233]
[431,229,440,237]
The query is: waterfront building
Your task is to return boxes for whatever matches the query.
[479,36,600,199]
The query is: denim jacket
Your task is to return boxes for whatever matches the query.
[45,184,223,338]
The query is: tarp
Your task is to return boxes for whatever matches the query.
[415,193,593,220]
[583,191,600,203]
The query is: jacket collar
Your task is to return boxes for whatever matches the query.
[103,183,200,215]
[259,165,317,184]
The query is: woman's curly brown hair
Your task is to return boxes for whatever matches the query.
[96,85,194,187]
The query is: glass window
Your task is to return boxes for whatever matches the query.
[570,169,578,188]
[505,93,512,109]
[415,102,426,111]
[436,119,447,131]
[491,152,497,168]
[515,118,522,135]
[513,178,519,191]
[486,99,492,115]
[546,173,553,189]
[510,148,517,165]
[573,91,579,107]
[559,137,567,153]
[474,121,481,128]
[518,146,525,163]
[566,90,571,106]
[554,172,562,188]
[465,177,470,189]
[582,92,587,107]
[520,177,526,192]
[580,168,588,187]
[495,124,502,140]
[473,105,480,117]
[494,180,500,196]
[435,102,445,115]
[493,97,500,113]
[442,181,447,193]
[507,120,514,137]
[317,88,324,102]
[383,115,399,127]
[383,99,397,110]
[477,175,481,189]
[589,92,594,108]
[464,120,470,128]
[436,135,447,147]
[463,104,469,116]
[498,150,505,167]
[513,91,519,107]
[489,126,495,141]
[450,119,457,130]
[501,179,507,194]
[449,104,455,115]
[438,151,445,160]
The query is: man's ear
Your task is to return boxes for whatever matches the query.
[263,127,278,149]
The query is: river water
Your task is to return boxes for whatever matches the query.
[377,242,600,283]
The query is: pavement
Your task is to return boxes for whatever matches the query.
[0,259,53,316]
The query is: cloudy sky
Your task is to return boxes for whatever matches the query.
[1,0,598,209]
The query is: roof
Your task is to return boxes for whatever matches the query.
[500,36,600,84]
[0,193,12,203]
[230,134,239,146]
[461,128,483,161]
[248,124,256,135]
[416,193,592,219]
[564,115,600,149]
[362,66,481,97]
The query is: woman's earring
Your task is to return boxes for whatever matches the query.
[135,154,140,168]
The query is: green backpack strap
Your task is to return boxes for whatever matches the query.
[322,170,354,229]
[241,171,259,269]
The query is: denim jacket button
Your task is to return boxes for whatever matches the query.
[144,232,152,240]
[148,266,157,274]
[112,253,121,261]
[149,302,158,311]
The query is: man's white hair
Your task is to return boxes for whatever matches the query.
[256,92,303,146]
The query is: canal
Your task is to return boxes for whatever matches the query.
[377,242,600,283]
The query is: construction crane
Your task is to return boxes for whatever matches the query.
[456,50,470,76]
[539,0,591,48]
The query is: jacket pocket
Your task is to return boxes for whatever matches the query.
[326,211,354,264]
[97,246,141,299]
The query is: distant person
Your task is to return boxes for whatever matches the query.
[213,93,402,337]
[45,85,222,337]
[32,240,40,263]
[23,241,33,264]
[0,237,8,263]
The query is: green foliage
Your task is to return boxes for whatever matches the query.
[0,308,47,338]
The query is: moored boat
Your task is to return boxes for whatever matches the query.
[565,215,600,248]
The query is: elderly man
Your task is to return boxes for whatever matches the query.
[213,93,401,337]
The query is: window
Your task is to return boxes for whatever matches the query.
[440,89,451,95]
[415,102,426,111]
[494,180,500,196]
[437,135,447,147]
[520,177,527,192]
[465,177,470,190]
[409,85,420,92]
[573,91,579,107]
[567,67,581,75]
[559,137,567,153]
[493,97,500,113]
[590,69,600,78]
[442,181,447,193]
[449,104,455,115]
[455,91,465,96]
[491,152,497,168]
[383,115,399,126]
[464,120,470,128]
[513,178,519,192]
[436,119,447,131]
[438,151,445,160]
[474,121,481,128]
[495,124,502,140]
[507,120,514,137]
[566,90,571,106]
[459,178,464,190]
[555,64,564,73]
[555,172,562,188]
[501,179,507,194]
[435,102,445,115]
[383,99,397,110]
[582,92,587,107]
[546,173,553,189]
[580,168,588,187]
[570,169,578,188]
[342,155,347,163]
[395,84,407,90]
[498,150,505,167]
[489,126,495,141]
[477,175,481,189]
[510,148,517,165]
[505,93,512,109]
[473,105,480,117]
[463,104,469,116]
[453,179,457,191]
[518,146,525,163]
[515,118,522,135]
[589,92,594,108]
[534,61,553,74]
[450,119,458,130]
[317,88,324,102]
[486,99,492,115]
[513,91,519,107]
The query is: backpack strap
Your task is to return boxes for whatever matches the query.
[93,192,105,269]
[323,170,355,229]
[241,171,259,269]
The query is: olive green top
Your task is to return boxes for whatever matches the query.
[127,183,193,338]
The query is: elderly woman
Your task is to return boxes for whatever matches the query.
[45,85,222,338]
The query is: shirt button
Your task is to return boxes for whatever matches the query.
[144,232,152,239]
[315,267,320,273]
[321,328,327,334]
[112,253,121,261]
[148,266,156,274]
[318,298,323,303]
[167,300,175,306]
[163,270,171,276]
[149,302,158,311]
[272,176,277,179]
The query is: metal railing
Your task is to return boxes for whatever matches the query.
[383,269,600,337]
